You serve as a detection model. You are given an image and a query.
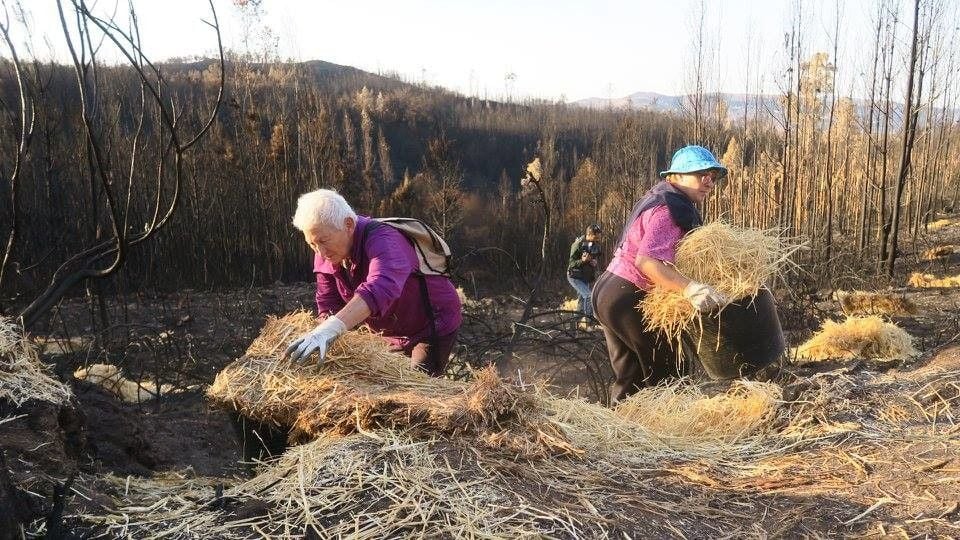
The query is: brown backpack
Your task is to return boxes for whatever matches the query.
[373,218,452,276]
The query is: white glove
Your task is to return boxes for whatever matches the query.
[683,281,728,313]
[285,316,348,364]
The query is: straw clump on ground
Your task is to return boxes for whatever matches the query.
[208,311,577,457]
[615,380,783,444]
[73,364,187,403]
[640,222,800,337]
[794,316,919,362]
[926,218,957,230]
[834,290,917,316]
[920,245,956,260]
[0,316,72,407]
[908,272,960,288]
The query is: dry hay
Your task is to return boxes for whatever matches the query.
[640,222,801,337]
[794,316,919,362]
[921,244,957,260]
[834,290,917,316]
[80,388,792,539]
[615,380,783,444]
[0,316,72,407]
[71,316,960,538]
[908,271,960,288]
[559,297,579,311]
[73,364,189,403]
[80,313,931,538]
[210,312,788,460]
[926,218,956,230]
[209,311,577,457]
[455,286,481,309]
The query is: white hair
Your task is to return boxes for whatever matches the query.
[291,189,357,232]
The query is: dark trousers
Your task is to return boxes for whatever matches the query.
[391,329,459,377]
[592,271,687,405]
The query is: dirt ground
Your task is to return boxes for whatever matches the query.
[2,220,960,537]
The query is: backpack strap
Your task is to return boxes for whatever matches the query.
[354,220,440,366]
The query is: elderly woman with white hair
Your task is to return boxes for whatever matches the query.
[285,189,463,376]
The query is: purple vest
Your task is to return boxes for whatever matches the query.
[616,181,702,249]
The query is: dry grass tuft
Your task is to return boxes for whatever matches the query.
[794,316,918,362]
[640,222,801,336]
[908,272,960,288]
[0,317,72,407]
[920,245,956,260]
[615,380,782,444]
[834,290,917,316]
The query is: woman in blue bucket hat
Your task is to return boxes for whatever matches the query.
[591,145,728,404]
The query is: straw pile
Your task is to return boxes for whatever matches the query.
[908,272,960,288]
[927,218,956,230]
[74,312,815,538]
[640,222,800,337]
[208,311,577,457]
[615,380,783,444]
[921,244,956,260]
[834,290,917,316]
[0,316,72,407]
[794,316,919,362]
[73,364,182,403]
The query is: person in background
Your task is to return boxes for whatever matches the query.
[592,145,729,404]
[566,224,603,329]
[284,189,463,377]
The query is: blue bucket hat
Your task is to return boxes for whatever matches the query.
[659,145,728,179]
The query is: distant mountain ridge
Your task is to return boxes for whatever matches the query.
[573,91,946,128]
[574,91,785,121]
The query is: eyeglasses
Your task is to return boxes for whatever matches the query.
[688,170,722,182]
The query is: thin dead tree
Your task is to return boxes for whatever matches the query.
[12,0,225,328]
[0,1,36,299]
[885,0,923,276]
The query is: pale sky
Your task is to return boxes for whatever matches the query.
[7,0,919,103]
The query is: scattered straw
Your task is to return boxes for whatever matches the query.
[640,222,801,336]
[0,317,72,407]
[559,298,579,311]
[794,316,919,362]
[835,290,917,317]
[921,245,956,260]
[908,272,960,288]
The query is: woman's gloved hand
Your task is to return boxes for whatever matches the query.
[285,316,348,364]
[682,281,728,313]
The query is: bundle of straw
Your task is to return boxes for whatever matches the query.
[74,363,180,403]
[908,272,960,288]
[208,312,577,457]
[921,245,956,260]
[0,317,72,407]
[794,316,918,362]
[614,380,782,444]
[640,222,800,337]
[834,290,917,317]
[927,218,957,231]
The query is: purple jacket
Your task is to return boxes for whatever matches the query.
[313,215,463,349]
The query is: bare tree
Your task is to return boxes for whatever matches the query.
[8,0,225,328]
